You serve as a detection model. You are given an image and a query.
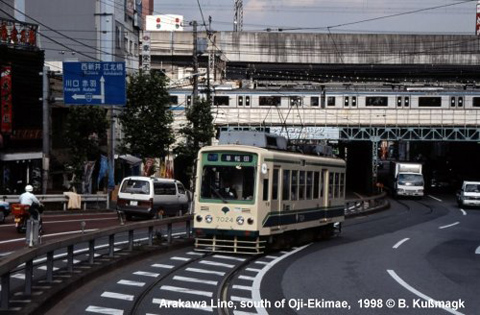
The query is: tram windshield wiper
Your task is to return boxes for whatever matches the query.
[210,185,228,203]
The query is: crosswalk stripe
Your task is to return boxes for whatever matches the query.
[160,285,213,297]
[101,291,134,301]
[173,276,218,286]
[185,267,226,276]
[85,305,124,315]
[117,280,145,287]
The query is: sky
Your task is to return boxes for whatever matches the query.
[153,0,478,34]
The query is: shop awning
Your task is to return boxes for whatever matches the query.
[116,154,142,165]
[0,151,42,161]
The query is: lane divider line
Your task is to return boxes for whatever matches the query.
[393,238,410,249]
[439,222,460,229]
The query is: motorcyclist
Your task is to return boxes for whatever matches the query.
[19,185,44,232]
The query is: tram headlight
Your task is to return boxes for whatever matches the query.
[205,215,213,223]
[236,216,245,225]
[196,215,203,222]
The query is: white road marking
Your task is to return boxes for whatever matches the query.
[0,229,98,245]
[231,296,252,303]
[387,270,464,315]
[393,238,410,249]
[151,263,174,269]
[152,298,213,312]
[160,285,213,297]
[171,256,190,261]
[173,275,218,286]
[254,261,269,265]
[85,305,124,315]
[186,251,204,256]
[439,222,460,229]
[213,254,246,261]
[460,209,467,216]
[252,245,311,315]
[117,280,145,287]
[475,246,480,255]
[232,285,253,291]
[233,311,258,315]
[265,255,278,259]
[101,291,134,301]
[245,268,262,273]
[427,195,442,202]
[238,275,255,281]
[185,267,225,276]
[133,271,159,278]
[199,260,234,268]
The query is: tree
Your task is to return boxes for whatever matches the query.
[64,106,109,178]
[118,71,175,160]
[175,96,215,188]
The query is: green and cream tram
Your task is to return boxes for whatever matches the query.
[193,132,346,254]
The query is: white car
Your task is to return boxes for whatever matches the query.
[456,181,480,208]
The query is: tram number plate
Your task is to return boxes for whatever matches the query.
[217,217,233,223]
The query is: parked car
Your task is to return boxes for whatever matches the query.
[456,181,480,208]
[116,176,190,219]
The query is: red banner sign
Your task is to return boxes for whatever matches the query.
[1,66,13,134]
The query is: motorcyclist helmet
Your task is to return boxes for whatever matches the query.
[25,185,33,192]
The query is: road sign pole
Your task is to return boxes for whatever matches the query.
[42,66,50,194]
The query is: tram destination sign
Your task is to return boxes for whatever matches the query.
[63,62,126,105]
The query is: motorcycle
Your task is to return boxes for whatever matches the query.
[0,196,10,224]
[11,203,44,233]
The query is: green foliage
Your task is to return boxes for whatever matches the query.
[175,96,215,187]
[118,71,175,159]
[64,106,109,175]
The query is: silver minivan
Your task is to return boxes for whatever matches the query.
[456,181,480,208]
[116,176,190,219]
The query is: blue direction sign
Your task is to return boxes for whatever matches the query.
[63,62,126,105]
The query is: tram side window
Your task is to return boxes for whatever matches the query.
[282,170,290,201]
[340,173,345,198]
[299,171,305,199]
[306,171,313,199]
[272,169,279,200]
[313,171,320,199]
[419,97,441,107]
[214,96,230,106]
[311,97,319,107]
[259,96,281,106]
[473,97,480,107]
[291,170,298,200]
[327,96,336,107]
[334,173,340,198]
[263,179,269,201]
[321,169,326,198]
[328,172,334,198]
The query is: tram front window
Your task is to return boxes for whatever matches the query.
[201,165,255,202]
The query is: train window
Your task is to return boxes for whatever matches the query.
[272,169,279,200]
[334,173,340,198]
[238,96,243,106]
[321,169,326,198]
[397,97,402,107]
[246,96,250,106]
[263,179,269,201]
[352,96,357,106]
[419,97,441,107]
[291,170,298,200]
[340,173,345,198]
[200,165,255,202]
[344,97,349,107]
[306,171,313,199]
[474,97,480,107]
[187,95,192,106]
[282,170,290,201]
[259,96,281,106]
[327,96,336,106]
[328,172,334,198]
[299,171,305,200]
[450,97,456,107]
[313,172,320,199]
[458,97,463,107]
[214,96,230,106]
[366,97,388,107]
[311,97,319,107]
[405,97,409,106]
[169,96,178,105]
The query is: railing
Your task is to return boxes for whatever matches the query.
[2,194,109,211]
[0,193,387,313]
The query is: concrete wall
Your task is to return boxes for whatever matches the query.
[150,31,480,65]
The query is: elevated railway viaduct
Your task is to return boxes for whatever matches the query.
[148,31,480,193]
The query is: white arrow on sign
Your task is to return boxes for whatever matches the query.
[71,76,105,104]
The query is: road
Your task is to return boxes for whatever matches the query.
[42,194,480,315]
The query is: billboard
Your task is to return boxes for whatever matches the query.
[146,15,184,31]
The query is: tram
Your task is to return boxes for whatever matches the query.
[193,131,346,254]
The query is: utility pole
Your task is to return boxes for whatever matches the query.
[41,66,50,194]
[192,20,199,100]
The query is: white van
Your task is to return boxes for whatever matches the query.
[456,181,480,208]
[116,176,190,219]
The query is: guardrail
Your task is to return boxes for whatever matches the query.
[2,194,109,211]
[0,193,387,313]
